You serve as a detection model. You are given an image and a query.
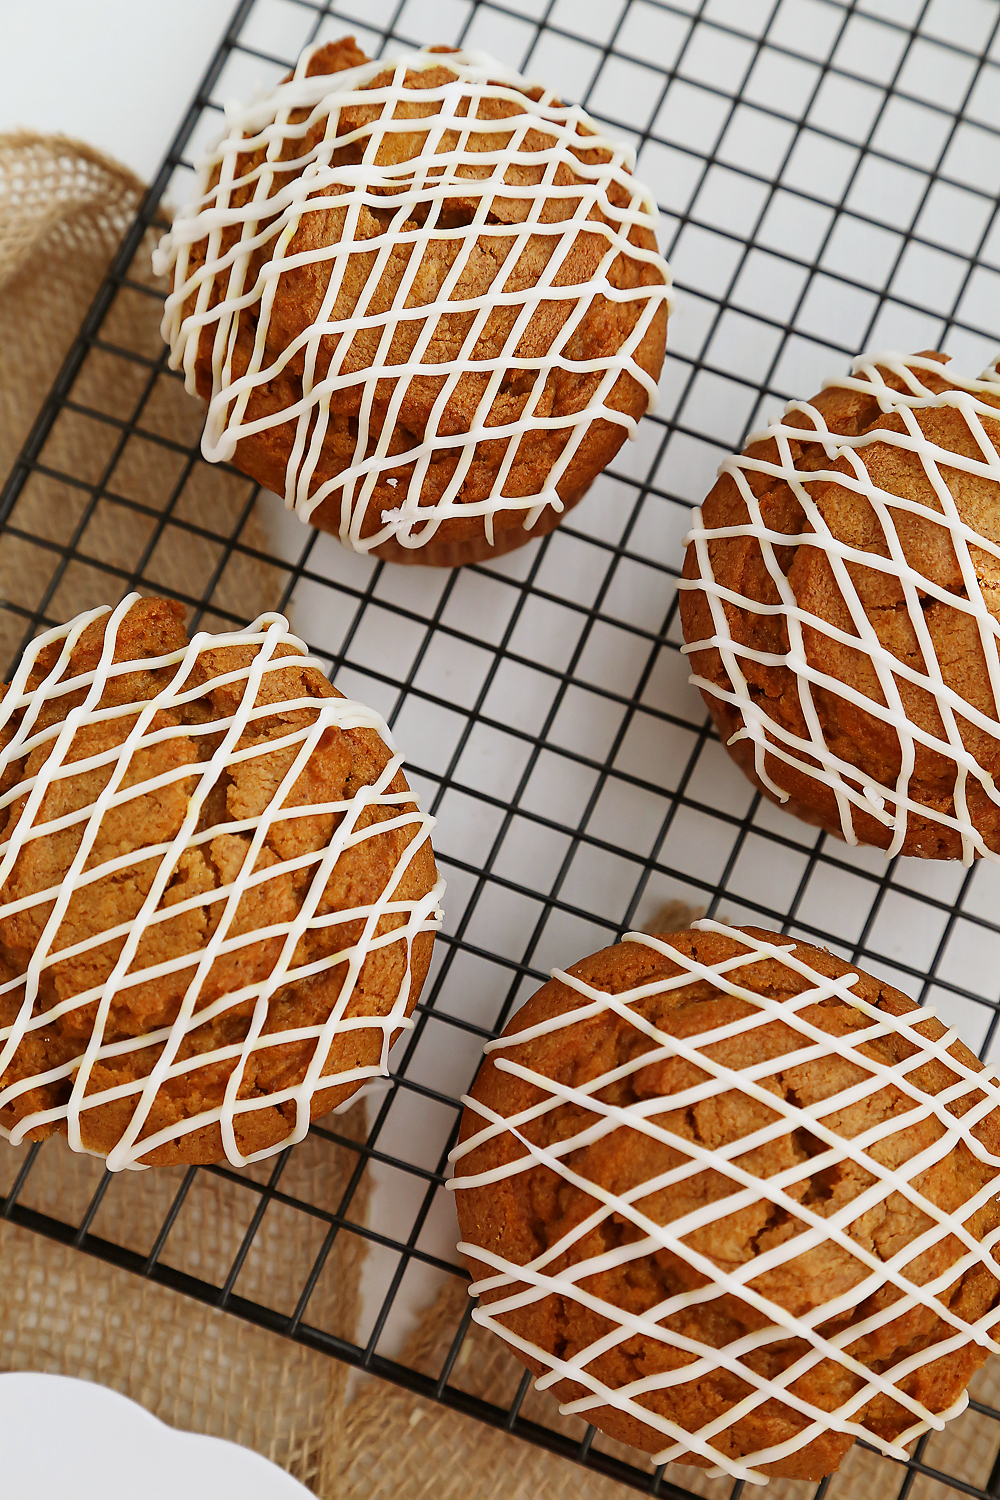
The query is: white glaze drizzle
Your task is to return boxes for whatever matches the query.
[152,43,672,551]
[0,595,444,1171]
[680,351,1000,863]
[448,922,1000,1483]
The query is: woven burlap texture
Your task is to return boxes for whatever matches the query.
[0,132,368,1496]
[0,133,998,1500]
[0,133,143,476]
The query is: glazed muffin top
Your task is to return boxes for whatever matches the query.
[451,923,1000,1482]
[679,351,1000,863]
[0,595,442,1168]
[153,37,671,554]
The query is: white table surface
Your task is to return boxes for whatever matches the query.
[0,0,238,182]
[0,1373,312,1497]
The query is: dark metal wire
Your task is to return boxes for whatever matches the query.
[2,0,1000,1496]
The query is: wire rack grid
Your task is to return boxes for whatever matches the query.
[2,0,1000,1496]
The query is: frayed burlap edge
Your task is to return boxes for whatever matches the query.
[0,132,369,1497]
[0,131,145,480]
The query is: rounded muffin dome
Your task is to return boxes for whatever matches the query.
[680,351,1000,862]
[451,923,1000,1482]
[0,595,442,1168]
[153,37,671,566]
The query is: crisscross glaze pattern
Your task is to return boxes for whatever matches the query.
[5,0,1000,1492]
[681,354,1000,864]
[0,596,443,1169]
[452,923,1000,1482]
[153,42,672,552]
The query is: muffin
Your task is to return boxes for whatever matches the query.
[679,350,1000,862]
[0,594,443,1169]
[451,922,1000,1482]
[153,38,671,567]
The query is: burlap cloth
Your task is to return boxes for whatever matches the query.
[0,132,366,1496]
[0,134,998,1500]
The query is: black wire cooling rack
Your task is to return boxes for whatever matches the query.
[3,0,1000,1496]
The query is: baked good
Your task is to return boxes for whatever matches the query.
[0,594,443,1168]
[679,351,1000,862]
[451,922,1000,1481]
[153,38,671,567]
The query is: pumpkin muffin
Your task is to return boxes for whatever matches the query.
[451,923,1000,1481]
[154,37,671,566]
[680,351,1000,862]
[0,594,442,1168]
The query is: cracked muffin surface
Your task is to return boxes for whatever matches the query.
[0,595,439,1167]
[454,925,1000,1481]
[680,351,1000,860]
[157,36,670,567]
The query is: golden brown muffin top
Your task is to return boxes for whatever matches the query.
[452,923,1000,1481]
[680,351,1000,863]
[0,594,441,1168]
[154,37,671,552]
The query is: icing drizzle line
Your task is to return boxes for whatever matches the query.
[680,351,1000,863]
[152,43,673,551]
[0,596,444,1171]
[449,923,1000,1484]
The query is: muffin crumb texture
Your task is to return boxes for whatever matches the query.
[154,37,671,562]
[680,351,1000,863]
[452,923,1000,1482]
[0,594,442,1168]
